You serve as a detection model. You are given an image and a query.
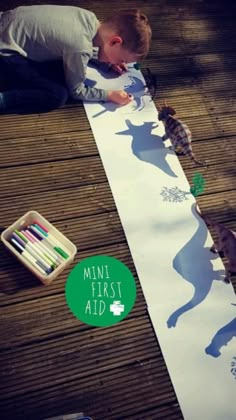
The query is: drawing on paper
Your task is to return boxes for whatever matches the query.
[124,75,151,111]
[160,186,190,202]
[92,75,152,118]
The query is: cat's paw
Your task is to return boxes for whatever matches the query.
[210,245,217,253]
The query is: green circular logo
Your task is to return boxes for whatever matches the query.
[65,255,136,327]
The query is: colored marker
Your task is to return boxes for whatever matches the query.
[23,229,60,266]
[10,238,49,275]
[28,226,42,241]
[15,229,55,267]
[12,232,26,248]
[29,225,66,260]
[22,230,52,265]
[25,228,62,263]
[33,223,70,256]
[13,231,54,272]
[21,229,55,267]
[33,222,67,249]
[128,63,140,70]
[33,221,49,233]
[54,246,69,259]
[31,224,69,259]
[11,237,51,274]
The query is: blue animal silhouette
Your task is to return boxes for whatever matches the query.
[92,75,151,118]
[167,203,225,328]
[205,316,236,357]
[124,75,151,111]
[116,119,178,178]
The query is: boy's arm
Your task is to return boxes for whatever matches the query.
[63,51,108,101]
[63,51,133,105]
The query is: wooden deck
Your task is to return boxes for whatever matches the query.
[0,1,235,419]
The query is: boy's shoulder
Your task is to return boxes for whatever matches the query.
[12,4,96,18]
[8,5,98,39]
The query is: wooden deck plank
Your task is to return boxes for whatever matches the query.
[0,318,159,393]
[0,130,98,167]
[0,243,135,303]
[0,364,178,420]
[1,92,235,163]
[0,295,147,349]
[0,156,107,197]
[1,111,236,170]
[0,184,235,232]
[0,183,115,224]
[1,158,235,201]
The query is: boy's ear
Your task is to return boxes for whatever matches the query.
[110,36,123,46]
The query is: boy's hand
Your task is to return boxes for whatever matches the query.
[107,90,133,105]
[110,63,127,74]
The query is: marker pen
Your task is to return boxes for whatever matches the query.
[21,229,57,268]
[25,229,62,265]
[13,231,54,272]
[23,229,60,266]
[21,230,55,267]
[31,224,69,259]
[33,222,70,257]
[33,221,49,233]
[22,230,56,267]
[33,222,68,252]
[10,238,49,275]
[127,63,140,70]
[29,225,66,259]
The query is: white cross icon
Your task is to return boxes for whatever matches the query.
[110,301,124,316]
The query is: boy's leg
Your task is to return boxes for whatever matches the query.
[0,54,68,114]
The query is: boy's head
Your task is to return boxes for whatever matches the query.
[97,9,151,65]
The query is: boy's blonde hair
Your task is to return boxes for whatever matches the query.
[103,9,152,59]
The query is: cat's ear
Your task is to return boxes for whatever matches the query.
[168,106,176,116]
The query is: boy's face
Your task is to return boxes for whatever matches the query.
[99,36,137,65]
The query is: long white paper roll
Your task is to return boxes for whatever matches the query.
[84,64,236,420]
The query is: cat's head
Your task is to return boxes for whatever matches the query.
[157,101,176,120]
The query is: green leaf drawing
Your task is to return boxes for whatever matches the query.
[190,173,206,197]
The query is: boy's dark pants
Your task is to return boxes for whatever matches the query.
[0,54,69,114]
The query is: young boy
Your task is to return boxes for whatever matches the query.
[0,5,151,114]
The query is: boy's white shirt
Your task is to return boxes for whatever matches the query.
[0,5,108,101]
